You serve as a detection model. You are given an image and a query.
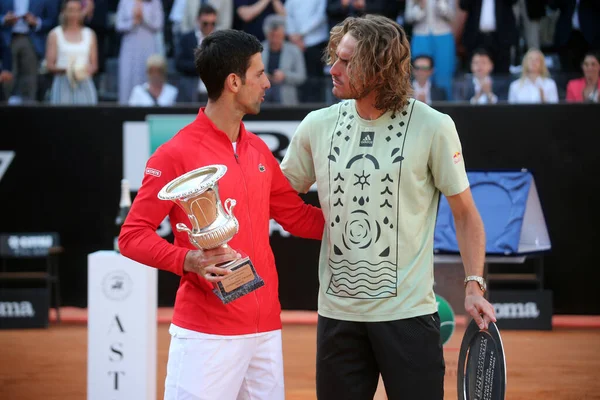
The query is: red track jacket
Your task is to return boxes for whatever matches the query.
[118,109,324,335]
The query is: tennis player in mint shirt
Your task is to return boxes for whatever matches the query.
[281,14,497,400]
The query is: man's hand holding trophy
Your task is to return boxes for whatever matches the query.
[158,164,265,304]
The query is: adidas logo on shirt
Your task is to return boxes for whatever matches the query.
[360,131,374,147]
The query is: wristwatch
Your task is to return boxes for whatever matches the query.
[464,276,486,293]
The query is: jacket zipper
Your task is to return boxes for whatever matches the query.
[234,146,261,333]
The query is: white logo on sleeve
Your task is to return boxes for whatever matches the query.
[145,168,162,177]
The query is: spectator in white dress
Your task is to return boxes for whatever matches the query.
[45,0,98,105]
[508,48,558,104]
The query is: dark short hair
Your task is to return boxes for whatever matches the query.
[198,4,217,17]
[61,0,82,9]
[472,47,492,62]
[194,30,263,101]
[413,54,434,69]
[583,50,600,64]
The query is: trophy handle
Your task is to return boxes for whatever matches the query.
[176,222,202,249]
[224,198,236,217]
[176,222,192,234]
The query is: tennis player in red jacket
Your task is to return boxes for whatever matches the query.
[118,29,325,400]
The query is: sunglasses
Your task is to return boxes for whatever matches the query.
[413,65,432,71]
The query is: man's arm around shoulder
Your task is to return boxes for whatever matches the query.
[280,110,318,194]
[254,131,323,240]
[270,166,324,240]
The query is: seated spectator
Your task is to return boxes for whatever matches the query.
[465,48,498,104]
[175,4,217,103]
[128,54,178,106]
[261,14,306,105]
[404,0,456,100]
[566,51,599,103]
[411,54,447,104]
[508,48,558,104]
[45,0,98,105]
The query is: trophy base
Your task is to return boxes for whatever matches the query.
[213,257,265,305]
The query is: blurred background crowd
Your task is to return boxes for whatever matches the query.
[0,0,598,107]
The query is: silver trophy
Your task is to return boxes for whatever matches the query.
[457,319,507,400]
[157,164,264,304]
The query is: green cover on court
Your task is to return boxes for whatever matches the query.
[436,294,455,345]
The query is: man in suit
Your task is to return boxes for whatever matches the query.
[462,47,507,103]
[548,0,600,72]
[260,14,306,105]
[180,0,233,34]
[411,55,447,104]
[0,0,58,102]
[459,0,518,75]
[174,3,218,103]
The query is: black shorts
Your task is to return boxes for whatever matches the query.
[316,312,445,400]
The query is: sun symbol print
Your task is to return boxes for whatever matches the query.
[353,171,370,190]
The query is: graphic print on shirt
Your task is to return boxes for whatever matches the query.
[326,101,415,299]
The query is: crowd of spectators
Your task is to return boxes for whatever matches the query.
[0,0,598,106]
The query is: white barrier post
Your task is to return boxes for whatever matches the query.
[87,250,157,400]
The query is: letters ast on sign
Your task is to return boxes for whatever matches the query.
[107,314,126,390]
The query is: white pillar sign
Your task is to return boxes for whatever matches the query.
[87,250,157,400]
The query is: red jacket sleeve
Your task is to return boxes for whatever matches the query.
[267,149,325,240]
[118,150,189,276]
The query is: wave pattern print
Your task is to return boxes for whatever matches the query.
[326,101,414,300]
[327,259,397,298]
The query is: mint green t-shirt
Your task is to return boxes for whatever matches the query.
[281,99,470,322]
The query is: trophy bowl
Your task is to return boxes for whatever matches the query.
[157,164,264,304]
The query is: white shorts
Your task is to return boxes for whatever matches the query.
[164,324,285,400]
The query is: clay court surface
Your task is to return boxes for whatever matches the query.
[1,310,600,400]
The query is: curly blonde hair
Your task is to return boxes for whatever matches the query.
[325,14,413,112]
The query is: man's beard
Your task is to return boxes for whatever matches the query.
[335,79,371,100]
